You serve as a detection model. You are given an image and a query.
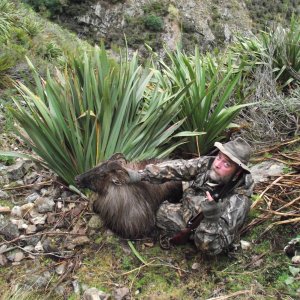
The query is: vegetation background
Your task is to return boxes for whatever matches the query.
[0,0,299,299]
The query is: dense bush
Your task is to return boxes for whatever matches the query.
[155,48,250,155]
[245,0,299,31]
[230,17,300,88]
[22,0,65,17]
[144,14,164,32]
[6,46,189,184]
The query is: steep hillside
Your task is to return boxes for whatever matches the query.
[22,0,299,55]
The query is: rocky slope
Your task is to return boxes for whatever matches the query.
[58,0,253,55]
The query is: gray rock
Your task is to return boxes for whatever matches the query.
[13,251,25,262]
[11,218,28,230]
[20,203,35,217]
[25,271,51,288]
[191,262,200,270]
[88,215,103,229]
[55,284,67,296]
[0,217,20,240]
[25,192,39,203]
[24,235,40,247]
[0,253,8,266]
[26,224,37,234]
[34,241,44,252]
[6,159,33,181]
[23,245,34,252]
[0,244,8,253]
[292,255,300,264]
[112,287,130,300]
[83,287,110,300]
[34,197,55,213]
[7,250,24,262]
[15,180,24,186]
[66,236,90,250]
[250,160,286,183]
[241,240,252,250]
[0,174,9,186]
[72,280,80,294]
[23,171,39,184]
[11,206,22,218]
[55,262,67,275]
[0,189,9,199]
[30,213,47,225]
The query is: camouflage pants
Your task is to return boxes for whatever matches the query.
[156,201,187,234]
[156,192,204,234]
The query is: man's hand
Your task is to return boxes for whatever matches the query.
[200,191,221,221]
[206,191,214,201]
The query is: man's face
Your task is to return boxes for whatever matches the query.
[208,151,239,184]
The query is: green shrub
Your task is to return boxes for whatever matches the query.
[37,41,63,61]
[0,51,17,88]
[5,46,188,184]
[0,0,16,41]
[0,155,15,166]
[144,14,164,32]
[22,0,64,17]
[230,17,300,88]
[155,48,252,155]
[10,27,32,48]
[143,1,168,16]
[23,17,41,37]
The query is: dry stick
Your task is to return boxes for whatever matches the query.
[119,259,189,277]
[119,259,156,276]
[2,180,53,191]
[206,290,252,300]
[195,135,201,157]
[0,207,11,213]
[279,152,300,162]
[129,265,142,297]
[251,176,284,210]
[257,217,300,240]
[270,194,299,209]
[264,210,300,217]
[276,195,300,212]
[240,213,269,235]
[255,137,300,155]
[244,252,267,269]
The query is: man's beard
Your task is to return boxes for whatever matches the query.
[208,169,233,185]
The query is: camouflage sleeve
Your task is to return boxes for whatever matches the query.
[138,157,210,184]
[194,193,251,255]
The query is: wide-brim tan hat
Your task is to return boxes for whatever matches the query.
[214,137,251,173]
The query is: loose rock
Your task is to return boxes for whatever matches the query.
[0,254,8,266]
[35,197,55,213]
[55,262,67,275]
[241,240,252,250]
[113,287,130,300]
[0,189,9,199]
[0,217,20,240]
[88,215,103,229]
[83,287,110,300]
[25,192,39,203]
[292,255,300,264]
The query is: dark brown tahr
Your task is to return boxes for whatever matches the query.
[75,153,182,239]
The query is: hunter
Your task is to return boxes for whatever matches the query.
[125,137,254,255]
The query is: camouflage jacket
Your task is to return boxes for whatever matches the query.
[138,156,254,255]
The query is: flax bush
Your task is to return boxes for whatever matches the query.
[230,17,300,88]
[3,46,190,184]
[155,48,250,155]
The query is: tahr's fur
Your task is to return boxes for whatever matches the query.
[75,153,182,238]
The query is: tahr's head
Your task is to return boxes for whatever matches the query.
[75,153,128,193]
